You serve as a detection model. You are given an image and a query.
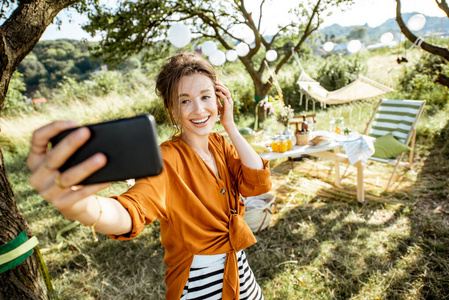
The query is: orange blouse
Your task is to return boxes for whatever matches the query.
[108,133,271,299]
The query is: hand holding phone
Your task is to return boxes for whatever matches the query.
[50,114,163,185]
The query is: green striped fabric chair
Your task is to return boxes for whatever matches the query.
[363,99,426,190]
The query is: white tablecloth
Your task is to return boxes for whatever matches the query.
[261,130,375,166]
[333,133,375,165]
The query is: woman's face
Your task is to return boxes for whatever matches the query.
[177,73,218,139]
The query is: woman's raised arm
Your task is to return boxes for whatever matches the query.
[27,121,132,236]
[215,82,264,170]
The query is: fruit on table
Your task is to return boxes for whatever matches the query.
[251,144,270,154]
[238,127,255,136]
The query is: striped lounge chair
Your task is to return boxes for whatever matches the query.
[363,99,426,190]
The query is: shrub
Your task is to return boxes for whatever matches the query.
[275,64,302,112]
[397,52,449,107]
[55,76,90,102]
[316,54,367,91]
[91,70,124,96]
[3,72,32,116]
[221,64,255,115]
[53,70,142,104]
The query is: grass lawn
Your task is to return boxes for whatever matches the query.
[2,87,449,299]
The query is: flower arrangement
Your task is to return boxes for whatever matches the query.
[259,95,294,126]
[276,104,294,126]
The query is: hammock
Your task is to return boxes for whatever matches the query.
[297,70,394,105]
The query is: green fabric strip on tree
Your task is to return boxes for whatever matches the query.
[0,231,38,273]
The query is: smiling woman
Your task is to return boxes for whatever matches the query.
[178,75,218,135]
[26,52,271,299]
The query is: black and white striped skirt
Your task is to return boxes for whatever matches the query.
[180,250,263,300]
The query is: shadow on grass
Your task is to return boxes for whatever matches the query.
[5,117,449,299]
[246,118,449,299]
[43,222,167,300]
[247,196,414,299]
[402,115,449,299]
[4,149,168,299]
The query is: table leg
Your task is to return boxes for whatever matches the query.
[355,160,365,204]
[333,148,341,188]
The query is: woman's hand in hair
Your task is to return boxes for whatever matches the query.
[215,82,234,129]
[215,82,264,170]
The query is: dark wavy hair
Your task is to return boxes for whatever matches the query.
[155,52,217,136]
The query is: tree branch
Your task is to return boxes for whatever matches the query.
[1,0,79,106]
[191,10,234,50]
[273,0,322,75]
[436,0,449,18]
[238,0,260,58]
[396,0,449,60]
[436,73,449,88]
[257,0,266,31]
[267,23,295,48]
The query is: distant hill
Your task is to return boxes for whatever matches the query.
[17,39,102,96]
[320,12,449,44]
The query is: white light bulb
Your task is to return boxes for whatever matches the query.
[168,23,191,48]
[201,41,217,56]
[236,43,250,57]
[209,50,226,66]
[265,50,278,62]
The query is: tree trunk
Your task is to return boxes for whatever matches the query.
[254,81,272,128]
[0,1,80,298]
[0,147,47,299]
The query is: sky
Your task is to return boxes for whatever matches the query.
[40,0,447,41]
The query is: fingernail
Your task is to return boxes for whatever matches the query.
[75,128,89,138]
[75,127,87,137]
[93,153,107,165]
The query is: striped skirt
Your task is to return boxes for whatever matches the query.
[180,250,263,300]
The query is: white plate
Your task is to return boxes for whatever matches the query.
[308,140,331,147]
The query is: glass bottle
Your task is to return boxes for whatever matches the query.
[302,114,308,132]
[285,134,292,150]
[270,137,278,152]
[329,118,335,132]
[294,123,301,145]
[334,117,344,134]
[278,136,287,153]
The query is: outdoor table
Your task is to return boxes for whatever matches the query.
[259,130,369,204]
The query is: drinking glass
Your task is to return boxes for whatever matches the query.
[306,117,315,132]
[334,117,344,134]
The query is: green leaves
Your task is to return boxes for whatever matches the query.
[4,72,31,116]
[17,40,102,95]
[82,0,175,64]
[316,55,367,91]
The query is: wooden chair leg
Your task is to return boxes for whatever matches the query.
[333,148,341,188]
[409,129,416,169]
[386,153,405,191]
[355,160,366,204]
[342,164,350,178]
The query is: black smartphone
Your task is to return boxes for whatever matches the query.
[50,114,163,185]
